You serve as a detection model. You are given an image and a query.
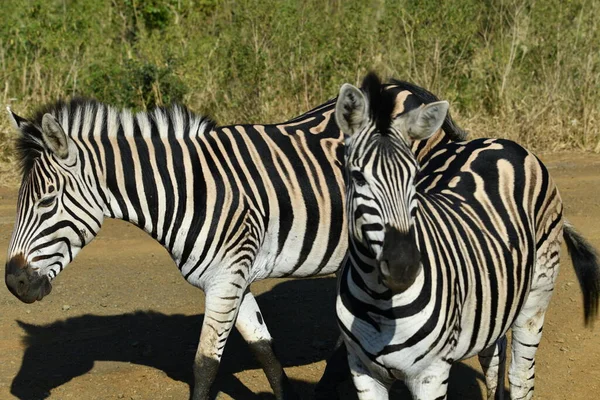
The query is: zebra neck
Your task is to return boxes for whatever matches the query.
[91,132,198,262]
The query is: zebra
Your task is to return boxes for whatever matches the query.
[334,72,600,400]
[4,83,465,399]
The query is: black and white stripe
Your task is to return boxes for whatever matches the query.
[7,98,346,399]
[335,73,600,400]
[5,83,466,398]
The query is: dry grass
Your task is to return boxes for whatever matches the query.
[1,0,599,184]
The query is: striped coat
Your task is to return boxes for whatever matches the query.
[5,84,465,399]
[334,73,600,400]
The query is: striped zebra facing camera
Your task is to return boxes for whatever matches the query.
[335,72,600,400]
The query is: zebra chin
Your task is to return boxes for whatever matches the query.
[5,254,53,304]
[379,260,422,294]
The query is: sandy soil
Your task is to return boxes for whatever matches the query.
[1,152,599,400]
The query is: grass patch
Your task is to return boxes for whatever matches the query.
[1,0,599,177]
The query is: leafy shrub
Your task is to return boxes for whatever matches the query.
[0,0,598,166]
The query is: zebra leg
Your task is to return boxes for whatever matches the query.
[508,240,559,400]
[314,337,349,400]
[192,283,247,400]
[508,293,551,400]
[478,335,507,400]
[348,351,389,399]
[235,290,299,400]
[405,361,452,400]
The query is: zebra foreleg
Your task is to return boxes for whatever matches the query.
[192,282,247,400]
[236,290,299,400]
[314,337,349,400]
[348,351,390,400]
[478,335,507,400]
[405,361,451,400]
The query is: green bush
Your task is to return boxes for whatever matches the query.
[84,59,187,109]
[1,0,599,167]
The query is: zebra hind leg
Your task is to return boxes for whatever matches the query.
[235,290,299,400]
[192,281,248,400]
[478,335,507,400]
[508,239,560,400]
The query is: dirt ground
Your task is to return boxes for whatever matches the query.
[1,152,599,400]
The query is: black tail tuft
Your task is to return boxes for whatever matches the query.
[563,222,600,326]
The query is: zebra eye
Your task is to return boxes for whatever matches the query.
[352,171,367,187]
[38,196,56,208]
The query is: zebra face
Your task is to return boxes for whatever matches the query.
[5,110,104,303]
[335,73,448,293]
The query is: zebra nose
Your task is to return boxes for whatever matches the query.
[379,226,421,292]
[380,226,421,266]
[6,254,28,276]
[5,254,51,303]
[5,254,29,296]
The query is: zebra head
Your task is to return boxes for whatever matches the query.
[335,73,448,293]
[5,106,104,303]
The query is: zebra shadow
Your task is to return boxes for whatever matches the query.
[10,277,488,399]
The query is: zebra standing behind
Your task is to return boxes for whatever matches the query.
[335,73,600,399]
[4,88,464,398]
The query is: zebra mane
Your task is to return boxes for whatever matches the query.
[387,78,468,141]
[361,72,397,134]
[16,97,216,177]
[360,73,467,141]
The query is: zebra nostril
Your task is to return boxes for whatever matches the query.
[380,260,391,278]
[17,277,28,294]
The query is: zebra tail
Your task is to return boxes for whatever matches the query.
[563,221,600,326]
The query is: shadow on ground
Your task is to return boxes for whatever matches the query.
[11,277,488,399]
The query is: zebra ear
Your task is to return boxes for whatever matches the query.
[41,113,69,159]
[7,107,29,131]
[335,83,369,137]
[396,101,449,141]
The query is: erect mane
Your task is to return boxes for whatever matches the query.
[15,97,216,177]
[361,73,397,134]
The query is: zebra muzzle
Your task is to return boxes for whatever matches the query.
[379,226,422,293]
[5,254,52,303]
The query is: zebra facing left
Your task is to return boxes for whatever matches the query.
[335,73,600,400]
[4,97,347,400]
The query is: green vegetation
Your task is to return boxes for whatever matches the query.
[1,0,599,174]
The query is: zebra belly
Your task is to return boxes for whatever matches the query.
[446,266,531,362]
[174,207,346,287]
[252,228,347,280]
